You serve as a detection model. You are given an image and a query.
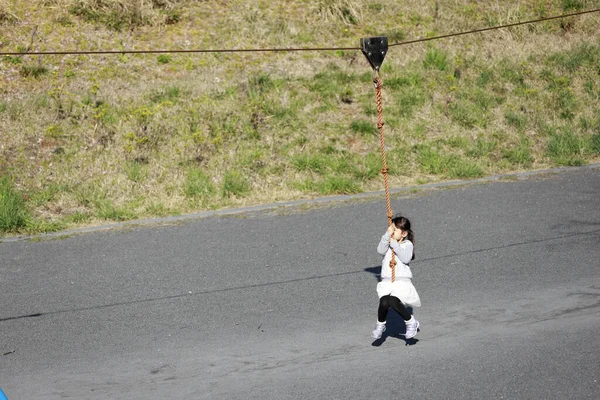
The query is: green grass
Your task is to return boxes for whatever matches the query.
[350,119,377,135]
[561,0,587,12]
[0,176,29,233]
[222,171,250,198]
[502,138,534,167]
[291,154,329,174]
[467,138,497,158]
[2,0,600,236]
[417,146,484,178]
[23,218,66,234]
[63,211,92,224]
[385,71,424,90]
[423,47,448,71]
[123,160,148,183]
[184,168,215,198]
[476,69,494,87]
[546,42,600,72]
[505,110,528,130]
[448,159,484,179]
[20,64,49,78]
[393,87,426,118]
[157,55,171,64]
[546,127,587,166]
[352,153,381,180]
[149,86,181,103]
[316,176,362,195]
[96,200,135,221]
[448,100,490,128]
[308,69,358,103]
[591,134,600,153]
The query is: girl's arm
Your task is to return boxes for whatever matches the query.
[390,240,414,264]
[377,232,391,255]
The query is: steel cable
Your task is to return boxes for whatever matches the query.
[0,8,598,57]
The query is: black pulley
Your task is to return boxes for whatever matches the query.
[360,36,388,71]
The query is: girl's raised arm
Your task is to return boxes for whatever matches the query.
[377,231,391,255]
[390,240,414,264]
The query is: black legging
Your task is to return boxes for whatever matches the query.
[378,295,411,322]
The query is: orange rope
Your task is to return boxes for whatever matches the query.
[374,76,396,282]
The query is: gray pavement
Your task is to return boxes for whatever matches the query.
[1,166,599,399]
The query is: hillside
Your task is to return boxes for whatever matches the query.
[1,0,600,235]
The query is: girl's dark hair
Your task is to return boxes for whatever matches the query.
[393,216,415,260]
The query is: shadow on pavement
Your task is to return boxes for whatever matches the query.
[364,266,421,346]
[364,265,381,281]
[370,308,420,347]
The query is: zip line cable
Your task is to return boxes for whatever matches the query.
[388,7,600,47]
[0,8,598,57]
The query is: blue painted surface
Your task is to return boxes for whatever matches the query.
[0,388,7,400]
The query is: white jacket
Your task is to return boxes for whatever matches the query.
[377,232,414,280]
[376,233,421,307]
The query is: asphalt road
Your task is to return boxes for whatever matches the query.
[1,166,599,399]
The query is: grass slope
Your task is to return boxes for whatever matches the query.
[1,0,600,235]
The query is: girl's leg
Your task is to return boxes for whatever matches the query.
[377,295,391,322]
[388,295,420,338]
[372,296,390,339]
[388,295,412,321]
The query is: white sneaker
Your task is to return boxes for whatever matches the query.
[404,316,419,339]
[371,321,386,339]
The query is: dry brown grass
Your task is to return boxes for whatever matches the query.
[0,0,19,24]
[309,0,364,24]
[1,0,600,234]
[67,0,185,28]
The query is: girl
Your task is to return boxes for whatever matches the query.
[371,214,421,340]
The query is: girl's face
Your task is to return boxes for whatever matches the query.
[392,227,407,241]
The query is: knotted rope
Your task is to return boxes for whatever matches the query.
[374,75,396,282]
